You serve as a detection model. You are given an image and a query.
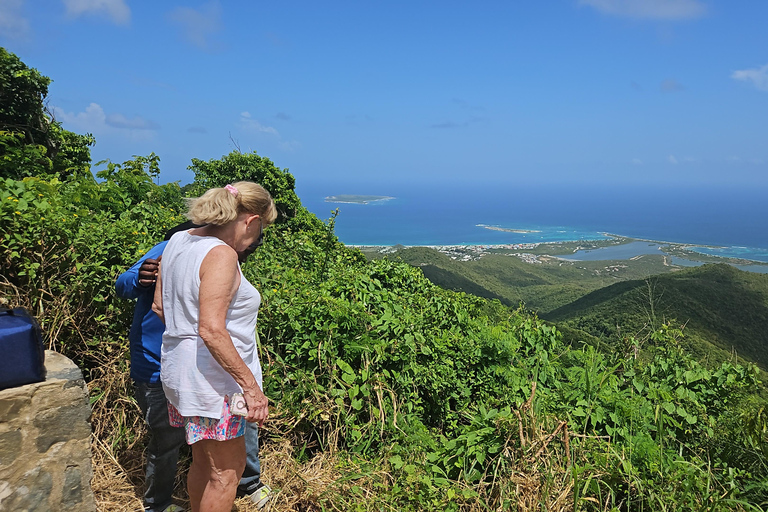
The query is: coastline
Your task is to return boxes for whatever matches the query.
[351,233,768,271]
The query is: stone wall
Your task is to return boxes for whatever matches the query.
[0,350,96,512]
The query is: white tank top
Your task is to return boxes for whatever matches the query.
[160,230,263,418]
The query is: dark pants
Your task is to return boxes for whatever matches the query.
[134,382,186,512]
[135,382,264,510]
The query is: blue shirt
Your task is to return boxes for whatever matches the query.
[115,241,167,383]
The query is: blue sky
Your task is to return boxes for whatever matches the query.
[2,0,767,190]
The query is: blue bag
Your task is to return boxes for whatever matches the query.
[0,307,46,390]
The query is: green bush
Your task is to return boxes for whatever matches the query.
[0,158,184,370]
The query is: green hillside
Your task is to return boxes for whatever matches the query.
[381,246,680,313]
[378,247,768,373]
[543,263,768,368]
[380,247,768,369]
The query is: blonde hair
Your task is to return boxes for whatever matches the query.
[186,181,277,226]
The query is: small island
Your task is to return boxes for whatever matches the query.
[325,194,395,204]
[477,224,542,234]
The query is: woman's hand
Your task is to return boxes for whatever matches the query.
[243,386,269,426]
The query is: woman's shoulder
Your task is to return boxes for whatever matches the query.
[201,243,239,269]
[199,244,240,287]
[206,242,237,256]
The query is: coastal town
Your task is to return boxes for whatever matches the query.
[356,237,768,276]
[363,243,543,262]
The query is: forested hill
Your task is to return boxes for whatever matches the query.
[543,263,768,369]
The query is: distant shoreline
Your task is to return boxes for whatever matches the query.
[350,233,768,270]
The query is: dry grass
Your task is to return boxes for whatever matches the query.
[89,383,581,512]
[88,350,153,512]
[236,439,386,512]
[90,429,392,512]
[91,435,144,512]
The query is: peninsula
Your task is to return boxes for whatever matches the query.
[325,194,395,204]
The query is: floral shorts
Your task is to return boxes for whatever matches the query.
[167,395,246,445]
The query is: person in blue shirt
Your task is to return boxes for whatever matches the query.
[116,222,271,511]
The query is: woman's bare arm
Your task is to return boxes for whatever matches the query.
[198,245,268,425]
[151,260,164,324]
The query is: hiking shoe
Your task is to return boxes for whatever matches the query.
[161,505,185,512]
[247,483,272,509]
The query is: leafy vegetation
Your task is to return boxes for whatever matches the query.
[2,48,768,511]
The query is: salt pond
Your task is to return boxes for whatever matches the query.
[561,242,665,261]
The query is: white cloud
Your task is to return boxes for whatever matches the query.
[168,1,222,50]
[63,0,130,25]
[52,102,107,131]
[731,64,768,92]
[238,112,300,151]
[0,0,30,40]
[105,112,159,130]
[632,158,643,165]
[668,155,678,164]
[52,103,158,138]
[660,79,685,92]
[579,0,706,20]
[239,111,279,135]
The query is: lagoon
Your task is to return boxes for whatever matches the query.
[561,242,666,261]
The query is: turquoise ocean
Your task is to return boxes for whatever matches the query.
[297,182,768,271]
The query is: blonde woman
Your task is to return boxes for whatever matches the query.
[152,182,276,512]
